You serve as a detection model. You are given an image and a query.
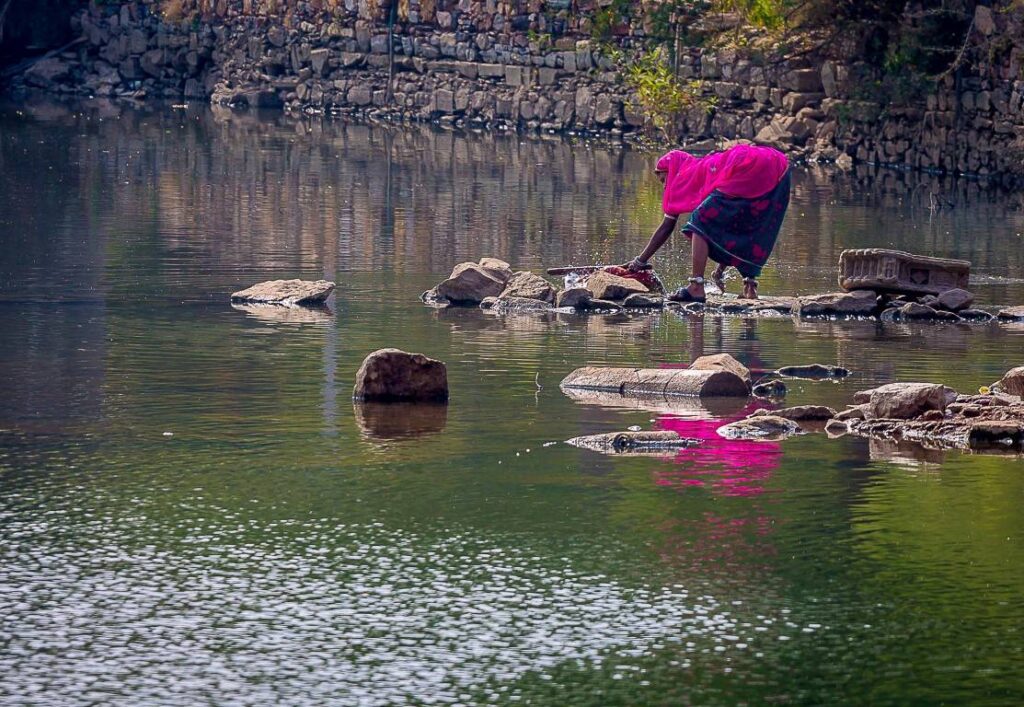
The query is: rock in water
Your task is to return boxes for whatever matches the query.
[717,415,801,441]
[231,279,336,305]
[586,271,649,300]
[776,364,851,379]
[436,263,507,304]
[937,288,974,312]
[752,405,837,421]
[856,382,956,420]
[796,290,878,317]
[499,271,558,303]
[994,367,1024,397]
[566,430,699,454]
[623,293,664,308]
[489,297,553,313]
[353,349,449,402]
[557,287,592,309]
[477,258,514,282]
[997,306,1024,321]
[753,379,787,398]
[560,366,750,398]
[838,248,971,296]
[691,353,752,387]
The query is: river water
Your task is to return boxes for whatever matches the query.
[1,98,1023,705]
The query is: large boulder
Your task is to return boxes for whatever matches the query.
[24,58,70,88]
[586,271,649,301]
[353,349,449,402]
[477,257,514,283]
[994,367,1024,397]
[499,271,557,303]
[690,353,752,387]
[797,290,878,317]
[855,382,956,420]
[436,263,506,304]
[231,279,336,305]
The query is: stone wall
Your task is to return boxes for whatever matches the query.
[10,1,1024,182]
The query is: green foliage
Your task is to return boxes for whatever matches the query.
[590,0,631,41]
[715,0,789,29]
[625,49,709,140]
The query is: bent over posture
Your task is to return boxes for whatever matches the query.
[627,144,790,302]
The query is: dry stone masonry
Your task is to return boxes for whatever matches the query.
[12,1,1024,180]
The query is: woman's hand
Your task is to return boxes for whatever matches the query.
[626,257,648,272]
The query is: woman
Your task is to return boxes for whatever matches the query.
[627,144,790,302]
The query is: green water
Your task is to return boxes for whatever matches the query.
[1,98,1023,705]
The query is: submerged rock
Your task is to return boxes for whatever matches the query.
[231,279,336,305]
[586,271,649,300]
[560,366,751,398]
[690,353,752,387]
[353,348,449,402]
[752,379,787,399]
[898,302,961,322]
[489,296,553,313]
[776,364,851,379]
[566,430,700,455]
[622,293,664,308]
[998,306,1024,321]
[856,382,956,420]
[797,290,878,317]
[717,415,801,441]
[753,405,837,421]
[958,309,995,322]
[499,271,558,303]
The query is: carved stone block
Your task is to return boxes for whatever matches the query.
[838,248,970,296]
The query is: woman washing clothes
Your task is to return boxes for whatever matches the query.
[626,144,790,302]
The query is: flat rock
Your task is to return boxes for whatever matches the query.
[586,270,649,300]
[499,271,557,303]
[706,294,797,314]
[231,279,336,305]
[833,405,868,422]
[797,290,878,317]
[566,430,699,455]
[998,306,1024,320]
[436,263,506,304]
[994,367,1024,397]
[717,415,801,441]
[353,348,449,402]
[557,287,592,309]
[691,353,752,387]
[899,302,961,322]
[753,405,837,421]
[937,288,974,312]
[560,366,751,398]
[623,293,664,308]
[857,382,956,420]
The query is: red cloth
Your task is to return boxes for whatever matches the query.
[602,266,661,291]
[657,145,789,216]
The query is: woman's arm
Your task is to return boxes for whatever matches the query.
[627,215,678,271]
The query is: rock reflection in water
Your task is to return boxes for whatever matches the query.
[353,401,448,441]
[869,437,948,467]
[231,302,334,325]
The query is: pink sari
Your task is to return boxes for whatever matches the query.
[658,145,789,217]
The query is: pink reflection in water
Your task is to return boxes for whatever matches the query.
[654,401,783,497]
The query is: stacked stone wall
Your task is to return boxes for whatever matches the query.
[11,1,1024,182]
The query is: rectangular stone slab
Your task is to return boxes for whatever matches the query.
[560,367,750,397]
[839,248,970,296]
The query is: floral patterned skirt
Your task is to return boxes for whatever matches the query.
[683,170,791,279]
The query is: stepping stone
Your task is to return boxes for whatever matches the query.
[231,279,335,305]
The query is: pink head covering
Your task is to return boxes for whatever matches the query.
[657,144,789,216]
